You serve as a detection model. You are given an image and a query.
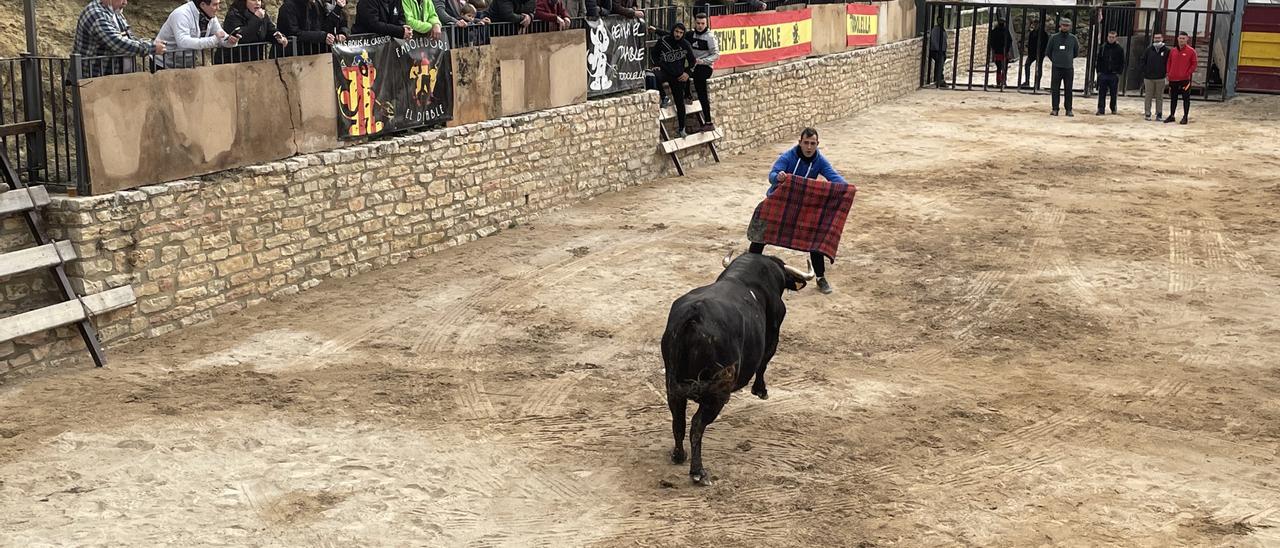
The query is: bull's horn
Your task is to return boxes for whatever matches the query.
[784,259,816,280]
[722,251,734,268]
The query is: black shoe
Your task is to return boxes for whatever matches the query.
[1096,110,1105,116]
[1110,110,1117,115]
[1164,116,1176,123]
[1180,117,1188,125]
[1051,110,1059,116]
[701,121,715,131]
[1066,110,1074,117]
[676,129,687,138]
[816,277,833,294]
[661,96,670,108]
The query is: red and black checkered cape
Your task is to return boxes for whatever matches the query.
[746,176,858,263]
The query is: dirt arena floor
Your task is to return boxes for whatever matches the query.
[3,90,1280,546]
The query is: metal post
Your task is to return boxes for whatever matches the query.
[69,54,90,196]
[24,0,38,55]
[19,53,46,183]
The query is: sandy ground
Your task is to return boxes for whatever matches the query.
[3,90,1280,547]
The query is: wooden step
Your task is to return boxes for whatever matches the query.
[661,128,724,154]
[658,101,704,121]
[0,186,49,217]
[0,241,76,279]
[0,286,135,343]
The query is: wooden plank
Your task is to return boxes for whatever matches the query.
[657,101,704,121]
[0,120,44,138]
[0,241,76,279]
[661,128,724,154]
[0,186,50,217]
[0,286,135,343]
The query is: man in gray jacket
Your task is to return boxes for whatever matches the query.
[1045,17,1079,116]
[687,12,719,130]
[155,0,240,69]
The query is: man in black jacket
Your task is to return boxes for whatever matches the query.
[651,22,697,137]
[1021,19,1049,89]
[1138,32,1169,120]
[491,0,535,29]
[278,0,349,54]
[987,18,1014,89]
[354,0,412,39]
[1095,30,1125,115]
[928,18,947,89]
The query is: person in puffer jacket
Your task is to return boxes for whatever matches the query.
[650,22,697,137]
[1164,31,1197,125]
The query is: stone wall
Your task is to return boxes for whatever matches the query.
[0,37,927,379]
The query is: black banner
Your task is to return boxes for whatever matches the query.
[586,16,647,98]
[333,36,454,139]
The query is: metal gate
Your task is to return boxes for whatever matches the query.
[920,1,1236,101]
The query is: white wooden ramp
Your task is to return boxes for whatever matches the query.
[656,98,722,176]
[0,134,135,366]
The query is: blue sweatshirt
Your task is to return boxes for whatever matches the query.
[767,146,846,196]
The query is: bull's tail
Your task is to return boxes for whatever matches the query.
[664,311,737,399]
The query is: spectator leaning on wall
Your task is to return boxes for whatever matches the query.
[355,0,413,39]
[218,0,289,63]
[535,0,571,30]
[155,0,240,69]
[404,0,445,38]
[72,0,166,78]
[278,0,350,52]
[609,0,644,21]
[437,0,487,28]
[491,0,536,31]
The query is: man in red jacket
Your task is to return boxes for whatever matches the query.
[1165,31,1197,125]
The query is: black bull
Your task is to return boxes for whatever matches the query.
[661,252,815,485]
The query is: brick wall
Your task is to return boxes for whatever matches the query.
[0,37,926,378]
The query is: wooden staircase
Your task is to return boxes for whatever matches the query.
[657,100,723,176]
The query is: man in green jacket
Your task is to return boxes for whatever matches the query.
[1046,17,1079,117]
[403,0,443,39]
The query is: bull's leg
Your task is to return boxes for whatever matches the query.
[751,362,770,400]
[668,393,688,464]
[689,396,727,486]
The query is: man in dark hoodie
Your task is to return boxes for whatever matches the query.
[1046,17,1079,116]
[354,0,412,39]
[651,22,697,137]
[1139,32,1169,121]
[1095,30,1125,115]
[987,18,1014,89]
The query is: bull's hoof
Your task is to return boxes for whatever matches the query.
[671,447,687,464]
[690,469,713,487]
[751,385,769,400]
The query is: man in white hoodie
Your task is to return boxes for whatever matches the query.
[687,12,719,131]
[155,0,240,68]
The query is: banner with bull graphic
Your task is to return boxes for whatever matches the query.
[333,36,454,139]
[586,16,648,98]
[710,9,813,69]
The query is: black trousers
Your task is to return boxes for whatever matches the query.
[1097,72,1118,113]
[1051,66,1073,112]
[748,242,826,278]
[1023,55,1043,87]
[1169,80,1191,119]
[656,69,689,132]
[929,51,946,88]
[691,64,713,122]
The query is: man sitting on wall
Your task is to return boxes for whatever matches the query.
[278,0,350,54]
[72,0,167,78]
[155,0,241,69]
[354,0,413,40]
